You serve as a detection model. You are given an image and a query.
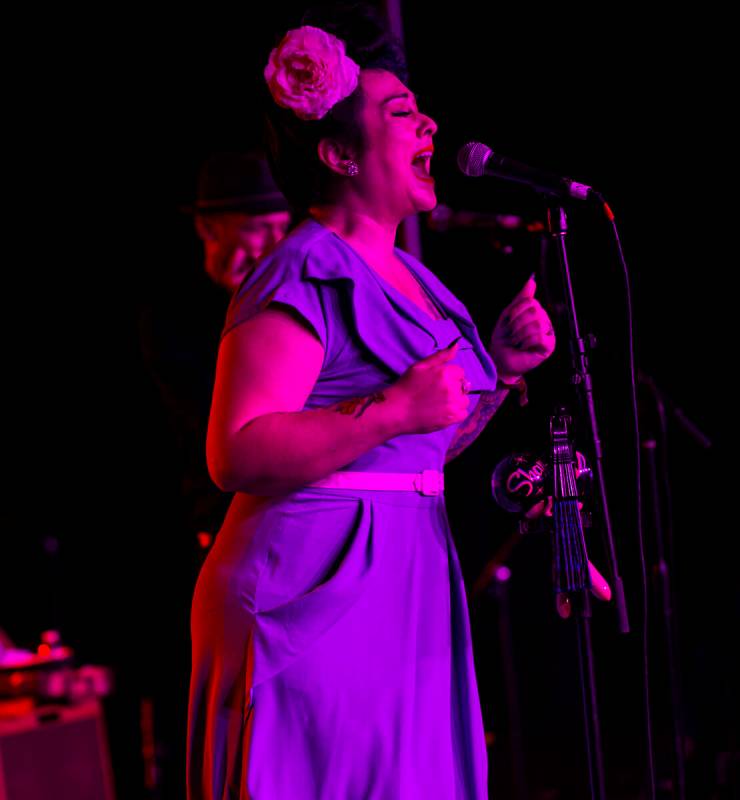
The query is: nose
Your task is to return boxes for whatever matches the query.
[264,224,284,252]
[418,111,438,138]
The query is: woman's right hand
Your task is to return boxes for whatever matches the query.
[388,339,471,435]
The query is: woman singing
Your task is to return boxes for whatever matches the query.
[187,5,556,797]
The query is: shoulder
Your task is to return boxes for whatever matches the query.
[250,219,330,280]
[223,219,339,345]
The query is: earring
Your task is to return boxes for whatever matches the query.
[345,160,359,176]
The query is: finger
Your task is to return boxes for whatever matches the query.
[556,593,572,619]
[443,364,465,381]
[511,274,536,303]
[588,561,612,602]
[520,339,555,356]
[420,337,461,365]
[508,319,544,343]
[535,340,555,356]
[454,394,472,417]
[509,333,554,354]
[544,496,554,517]
[506,302,540,328]
[508,316,554,342]
[524,499,547,519]
[499,298,536,328]
[508,323,557,355]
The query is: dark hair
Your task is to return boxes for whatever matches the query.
[262,2,408,218]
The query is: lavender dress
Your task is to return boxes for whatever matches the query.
[187,218,498,799]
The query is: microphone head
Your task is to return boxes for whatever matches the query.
[457,141,492,177]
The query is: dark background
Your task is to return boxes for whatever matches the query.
[4,4,733,798]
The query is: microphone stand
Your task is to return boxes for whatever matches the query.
[639,372,706,800]
[544,203,631,799]
[549,410,607,800]
[472,532,529,800]
[547,204,629,632]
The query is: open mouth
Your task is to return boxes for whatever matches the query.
[411,148,434,182]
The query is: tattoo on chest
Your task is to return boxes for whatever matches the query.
[333,391,387,417]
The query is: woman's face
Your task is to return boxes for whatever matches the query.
[351,69,438,220]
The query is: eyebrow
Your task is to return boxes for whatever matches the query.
[381,92,417,106]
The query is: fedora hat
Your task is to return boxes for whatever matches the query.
[182,151,289,215]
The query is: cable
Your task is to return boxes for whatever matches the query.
[596,192,657,800]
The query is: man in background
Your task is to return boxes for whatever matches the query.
[141,151,291,546]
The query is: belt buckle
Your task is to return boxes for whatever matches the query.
[415,469,443,496]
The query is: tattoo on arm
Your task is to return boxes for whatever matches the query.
[445,388,510,463]
[333,391,387,418]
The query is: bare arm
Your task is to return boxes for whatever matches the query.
[444,387,512,464]
[207,307,410,495]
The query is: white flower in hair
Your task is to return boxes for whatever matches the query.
[264,25,361,121]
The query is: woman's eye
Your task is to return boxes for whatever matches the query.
[392,111,413,117]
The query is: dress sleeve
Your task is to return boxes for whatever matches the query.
[221,245,328,350]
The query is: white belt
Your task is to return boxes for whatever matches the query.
[306,469,445,496]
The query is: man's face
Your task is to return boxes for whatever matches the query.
[198,210,291,293]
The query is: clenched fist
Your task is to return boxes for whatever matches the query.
[490,275,556,379]
[389,339,472,434]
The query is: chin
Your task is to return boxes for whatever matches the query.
[409,187,437,215]
[416,194,437,214]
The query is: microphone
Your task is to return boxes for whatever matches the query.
[457,141,595,201]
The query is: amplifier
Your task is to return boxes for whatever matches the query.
[0,699,115,800]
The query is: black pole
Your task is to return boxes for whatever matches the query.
[547,204,630,635]
[642,436,687,800]
[544,201,626,799]
[549,410,608,800]
[575,593,607,800]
